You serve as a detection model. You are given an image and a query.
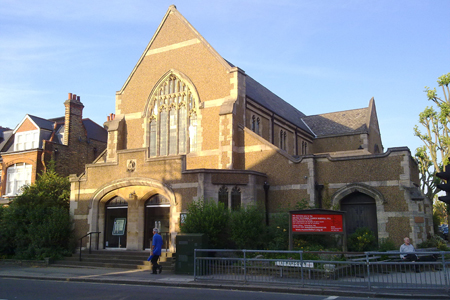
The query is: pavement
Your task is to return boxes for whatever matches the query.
[0,261,449,299]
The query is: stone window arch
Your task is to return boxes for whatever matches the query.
[147,71,199,157]
[280,130,287,151]
[256,117,260,135]
[301,141,308,155]
[218,185,228,209]
[251,115,261,135]
[231,186,241,210]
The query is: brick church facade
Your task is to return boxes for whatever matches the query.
[69,5,432,251]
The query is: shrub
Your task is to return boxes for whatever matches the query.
[378,238,397,252]
[180,198,229,249]
[0,164,73,259]
[418,234,449,250]
[266,212,290,250]
[348,227,377,252]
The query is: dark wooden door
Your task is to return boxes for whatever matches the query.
[144,194,170,250]
[104,197,128,248]
[341,192,378,239]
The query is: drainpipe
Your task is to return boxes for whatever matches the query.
[264,181,270,225]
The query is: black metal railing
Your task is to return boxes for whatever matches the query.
[79,231,101,261]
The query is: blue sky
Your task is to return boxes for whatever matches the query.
[1,0,449,153]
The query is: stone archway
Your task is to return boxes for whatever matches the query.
[332,183,386,241]
[341,192,378,240]
[88,177,176,251]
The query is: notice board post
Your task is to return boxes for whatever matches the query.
[289,209,347,252]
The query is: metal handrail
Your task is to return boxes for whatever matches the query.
[79,231,101,261]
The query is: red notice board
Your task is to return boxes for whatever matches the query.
[292,214,343,233]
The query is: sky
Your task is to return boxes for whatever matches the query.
[1,0,449,153]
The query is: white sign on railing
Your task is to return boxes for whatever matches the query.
[275,261,314,268]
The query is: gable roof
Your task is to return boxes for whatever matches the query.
[246,76,312,134]
[28,115,55,131]
[301,107,369,137]
[118,5,233,94]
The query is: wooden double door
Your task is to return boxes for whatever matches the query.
[340,192,378,240]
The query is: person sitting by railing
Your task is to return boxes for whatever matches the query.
[400,237,420,272]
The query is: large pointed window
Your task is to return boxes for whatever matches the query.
[149,74,198,157]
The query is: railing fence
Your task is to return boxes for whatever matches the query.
[194,249,450,291]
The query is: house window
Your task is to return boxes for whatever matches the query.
[149,74,198,157]
[218,186,228,209]
[231,186,241,210]
[5,163,32,196]
[14,130,39,151]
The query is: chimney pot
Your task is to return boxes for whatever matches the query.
[73,94,77,100]
[107,116,110,121]
[77,96,80,101]
[68,93,72,100]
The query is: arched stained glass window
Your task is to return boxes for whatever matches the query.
[148,74,198,157]
[231,186,241,211]
[218,186,228,209]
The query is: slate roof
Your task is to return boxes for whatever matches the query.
[6,114,107,148]
[83,119,107,143]
[27,114,56,131]
[245,76,312,134]
[0,127,13,151]
[301,108,369,137]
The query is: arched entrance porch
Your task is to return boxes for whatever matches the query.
[88,177,176,251]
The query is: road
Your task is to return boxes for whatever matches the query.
[0,278,406,300]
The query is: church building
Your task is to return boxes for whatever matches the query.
[69,5,432,252]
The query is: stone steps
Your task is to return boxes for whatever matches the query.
[53,250,175,270]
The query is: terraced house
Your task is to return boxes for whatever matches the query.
[69,5,432,252]
[0,94,107,204]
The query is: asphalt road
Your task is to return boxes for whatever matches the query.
[0,278,409,300]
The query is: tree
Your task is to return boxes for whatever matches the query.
[0,162,73,259]
[414,73,450,233]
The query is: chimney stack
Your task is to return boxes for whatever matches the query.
[63,92,85,145]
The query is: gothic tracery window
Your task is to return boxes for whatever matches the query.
[149,74,198,157]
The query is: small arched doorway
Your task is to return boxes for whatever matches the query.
[144,194,170,250]
[104,196,128,248]
[341,192,378,240]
